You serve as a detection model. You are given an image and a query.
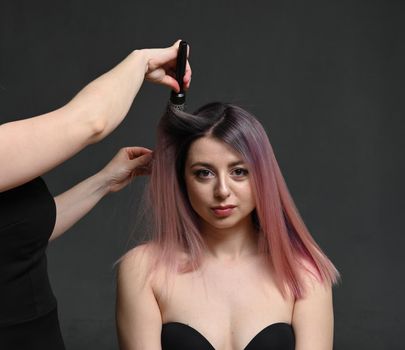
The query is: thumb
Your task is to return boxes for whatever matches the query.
[125,147,152,160]
[132,152,153,167]
[130,152,153,176]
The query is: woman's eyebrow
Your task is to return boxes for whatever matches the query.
[190,162,212,168]
[190,160,245,168]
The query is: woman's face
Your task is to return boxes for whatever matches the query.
[184,136,256,231]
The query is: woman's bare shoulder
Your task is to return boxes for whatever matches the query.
[119,243,159,272]
[119,242,193,283]
[119,243,185,280]
[296,258,332,298]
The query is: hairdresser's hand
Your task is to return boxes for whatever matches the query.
[143,40,192,93]
[100,147,153,193]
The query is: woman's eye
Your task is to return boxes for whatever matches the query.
[195,169,213,179]
[232,168,249,177]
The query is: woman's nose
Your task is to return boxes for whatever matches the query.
[214,176,231,199]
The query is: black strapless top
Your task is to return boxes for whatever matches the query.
[0,177,57,326]
[161,322,295,350]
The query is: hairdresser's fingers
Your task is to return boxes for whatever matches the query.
[130,152,153,176]
[162,57,190,90]
[173,39,190,58]
[145,40,190,91]
[146,41,180,70]
[166,75,181,92]
[184,60,192,90]
[174,39,182,50]
[151,40,189,70]
[131,152,153,167]
[145,66,180,91]
[160,74,180,92]
[148,51,176,69]
[125,147,152,160]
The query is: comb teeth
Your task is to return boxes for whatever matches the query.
[168,101,185,112]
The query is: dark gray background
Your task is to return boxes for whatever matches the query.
[1,0,404,349]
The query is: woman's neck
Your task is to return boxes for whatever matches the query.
[201,218,258,261]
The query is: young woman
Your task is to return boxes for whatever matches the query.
[0,40,191,349]
[116,102,340,350]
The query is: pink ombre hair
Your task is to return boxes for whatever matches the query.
[143,102,339,299]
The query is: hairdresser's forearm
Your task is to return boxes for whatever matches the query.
[63,50,149,143]
[0,51,148,192]
[49,171,111,241]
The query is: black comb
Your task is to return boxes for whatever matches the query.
[169,40,188,110]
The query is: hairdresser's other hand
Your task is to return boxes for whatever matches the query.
[100,147,153,193]
[143,40,192,92]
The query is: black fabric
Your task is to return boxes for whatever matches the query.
[0,307,65,350]
[0,177,59,330]
[161,322,295,350]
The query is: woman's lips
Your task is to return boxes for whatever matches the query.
[211,205,236,217]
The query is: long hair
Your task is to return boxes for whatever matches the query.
[144,102,339,299]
